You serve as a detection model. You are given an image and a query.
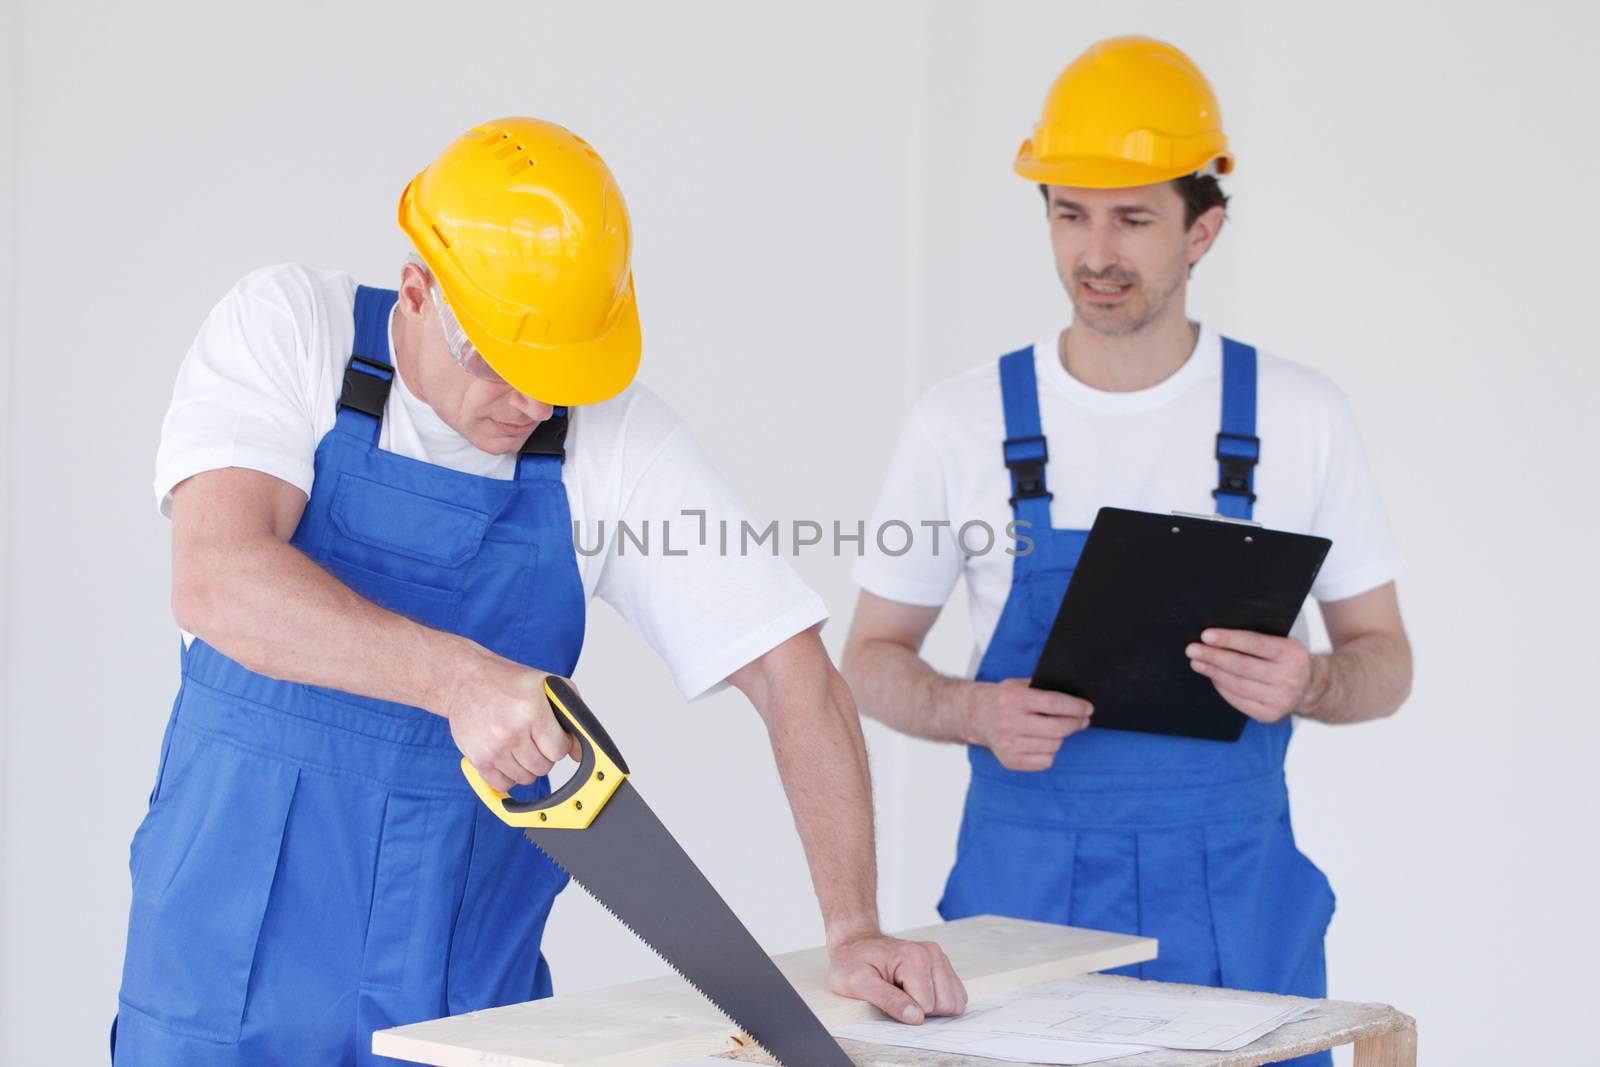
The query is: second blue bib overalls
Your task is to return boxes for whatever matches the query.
[113,287,583,1066]
[938,340,1335,1067]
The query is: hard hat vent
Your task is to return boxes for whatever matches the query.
[469,123,539,174]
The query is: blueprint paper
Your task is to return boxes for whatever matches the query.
[834,1020,1154,1065]
[837,999,1157,1064]
[988,980,1309,1051]
[835,980,1308,1062]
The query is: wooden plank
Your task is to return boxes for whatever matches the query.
[710,975,1416,1067]
[372,915,1156,1066]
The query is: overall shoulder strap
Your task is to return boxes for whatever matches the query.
[335,285,399,443]
[516,406,570,481]
[1213,336,1260,520]
[998,346,1053,532]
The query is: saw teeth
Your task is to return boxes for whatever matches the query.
[528,838,798,1066]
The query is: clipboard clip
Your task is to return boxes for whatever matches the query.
[1170,509,1264,528]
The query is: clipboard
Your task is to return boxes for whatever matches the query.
[1029,507,1332,741]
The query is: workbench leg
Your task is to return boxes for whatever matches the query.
[1352,1022,1416,1067]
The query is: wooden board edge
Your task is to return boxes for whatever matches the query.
[371,1029,551,1067]
[373,1027,752,1067]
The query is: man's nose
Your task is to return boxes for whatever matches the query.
[508,390,554,423]
[1084,220,1122,274]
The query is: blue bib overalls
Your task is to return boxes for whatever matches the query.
[938,341,1334,1067]
[114,287,584,1065]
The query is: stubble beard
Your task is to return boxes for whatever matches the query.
[1067,267,1186,339]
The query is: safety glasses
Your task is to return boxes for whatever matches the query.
[427,282,509,384]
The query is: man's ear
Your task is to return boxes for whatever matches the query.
[397,261,431,319]
[1187,203,1227,267]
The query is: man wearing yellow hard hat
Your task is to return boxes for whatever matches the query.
[844,37,1413,1065]
[112,118,964,1065]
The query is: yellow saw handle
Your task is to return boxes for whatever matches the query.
[460,676,629,830]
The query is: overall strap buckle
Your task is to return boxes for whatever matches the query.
[1003,434,1052,507]
[337,354,394,419]
[1213,430,1260,505]
[520,408,570,460]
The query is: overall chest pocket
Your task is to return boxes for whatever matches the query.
[324,473,492,622]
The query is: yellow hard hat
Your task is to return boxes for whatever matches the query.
[399,118,641,406]
[1014,36,1233,189]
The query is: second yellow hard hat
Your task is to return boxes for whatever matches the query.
[399,118,641,406]
[1015,36,1233,189]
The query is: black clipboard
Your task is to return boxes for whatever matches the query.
[1029,507,1332,741]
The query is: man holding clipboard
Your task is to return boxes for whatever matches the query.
[843,36,1413,1064]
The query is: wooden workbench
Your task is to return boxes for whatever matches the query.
[373,916,1415,1067]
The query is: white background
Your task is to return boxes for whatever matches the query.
[3,2,1596,1064]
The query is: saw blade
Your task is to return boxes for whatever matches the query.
[525,780,855,1067]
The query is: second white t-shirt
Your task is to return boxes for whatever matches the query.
[853,326,1403,672]
[155,264,827,699]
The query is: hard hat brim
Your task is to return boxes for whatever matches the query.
[457,277,642,408]
[1015,148,1233,190]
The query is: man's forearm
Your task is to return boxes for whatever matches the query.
[173,531,473,714]
[841,638,975,745]
[736,632,885,944]
[1295,632,1413,724]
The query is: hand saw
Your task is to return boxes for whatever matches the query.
[461,676,855,1066]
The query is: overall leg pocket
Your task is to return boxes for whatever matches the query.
[1133,827,1219,985]
[1203,814,1335,997]
[446,804,570,1015]
[118,728,300,1043]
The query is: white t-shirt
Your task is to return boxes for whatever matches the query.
[853,326,1403,672]
[155,264,827,699]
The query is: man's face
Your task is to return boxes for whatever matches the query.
[397,266,554,454]
[419,352,554,456]
[1045,182,1217,337]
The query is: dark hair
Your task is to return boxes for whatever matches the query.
[1172,173,1228,228]
[1038,173,1229,229]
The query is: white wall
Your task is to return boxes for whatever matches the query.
[3,2,1595,1064]
[0,0,15,1044]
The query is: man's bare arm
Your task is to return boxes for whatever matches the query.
[1298,582,1413,723]
[1186,582,1413,725]
[839,593,967,742]
[169,466,574,790]
[729,629,966,1023]
[841,591,1091,769]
